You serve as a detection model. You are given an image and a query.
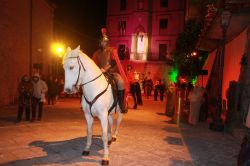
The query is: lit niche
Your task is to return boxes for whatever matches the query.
[130,32,148,61]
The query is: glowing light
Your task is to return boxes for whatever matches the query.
[51,43,65,57]
[168,67,178,83]
[57,47,62,53]
[191,76,198,85]
[191,51,197,57]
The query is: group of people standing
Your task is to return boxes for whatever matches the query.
[165,83,208,126]
[126,67,168,109]
[17,73,48,122]
[17,73,66,122]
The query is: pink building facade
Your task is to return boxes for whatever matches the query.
[0,0,54,106]
[106,0,185,82]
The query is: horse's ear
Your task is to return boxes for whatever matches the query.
[76,45,80,51]
[66,47,71,52]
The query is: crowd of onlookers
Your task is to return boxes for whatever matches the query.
[125,66,209,126]
[164,82,209,126]
[17,70,209,126]
[16,73,65,123]
[126,66,167,109]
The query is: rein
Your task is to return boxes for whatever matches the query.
[83,81,110,117]
[75,56,85,87]
[81,74,102,86]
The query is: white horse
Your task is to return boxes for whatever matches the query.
[63,46,123,165]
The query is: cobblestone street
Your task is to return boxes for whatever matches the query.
[0,97,244,166]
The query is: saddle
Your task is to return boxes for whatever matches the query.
[103,72,119,114]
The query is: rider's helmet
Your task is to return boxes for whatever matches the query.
[99,27,109,49]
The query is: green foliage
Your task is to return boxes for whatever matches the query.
[173,19,202,81]
[175,20,201,54]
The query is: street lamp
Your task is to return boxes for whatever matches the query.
[214,10,231,131]
[51,43,65,57]
[219,10,231,105]
[51,43,65,77]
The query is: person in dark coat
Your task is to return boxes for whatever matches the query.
[154,80,160,101]
[144,72,153,99]
[158,80,165,101]
[16,74,33,122]
[47,75,57,105]
[135,80,143,106]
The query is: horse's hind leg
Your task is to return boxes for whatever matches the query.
[112,111,122,142]
[82,113,93,156]
[100,113,109,165]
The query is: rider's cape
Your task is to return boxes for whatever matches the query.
[92,47,129,93]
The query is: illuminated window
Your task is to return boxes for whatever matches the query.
[160,0,168,7]
[130,32,148,61]
[159,44,167,60]
[120,0,126,10]
[160,19,168,29]
[137,32,145,54]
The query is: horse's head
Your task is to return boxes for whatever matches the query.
[63,45,83,94]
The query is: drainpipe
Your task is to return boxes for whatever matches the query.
[29,0,33,76]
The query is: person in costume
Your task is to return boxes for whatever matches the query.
[92,28,129,113]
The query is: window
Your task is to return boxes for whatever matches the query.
[159,19,168,29]
[159,44,167,60]
[118,21,126,35]
[160,0,168,7]
[137,0,144,10]
[120,0,126,10]
[118,45,126,60]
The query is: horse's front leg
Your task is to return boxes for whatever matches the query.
[82,113,93,156]
[112,111,122,142]
[100,113,109,165]
[108,115,113,145]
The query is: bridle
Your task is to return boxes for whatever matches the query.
[65,55,102,88]
[64,54,113,117]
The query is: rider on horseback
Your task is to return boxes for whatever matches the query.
[92,28,129,114]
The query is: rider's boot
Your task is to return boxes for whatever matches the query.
[118,90,128,114]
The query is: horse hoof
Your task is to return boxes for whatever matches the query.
[82,150,90,156]
[108,140,112,145]
[101,159,109,165]
[112,137,117,142]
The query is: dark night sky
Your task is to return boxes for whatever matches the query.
[50,0,107,55]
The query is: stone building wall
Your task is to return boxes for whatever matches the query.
[0,0,53,106]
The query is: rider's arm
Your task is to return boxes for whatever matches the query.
[102,59,116,72]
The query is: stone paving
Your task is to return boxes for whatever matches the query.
[0,97,245,166]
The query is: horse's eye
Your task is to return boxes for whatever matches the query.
[69,66,74,70]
